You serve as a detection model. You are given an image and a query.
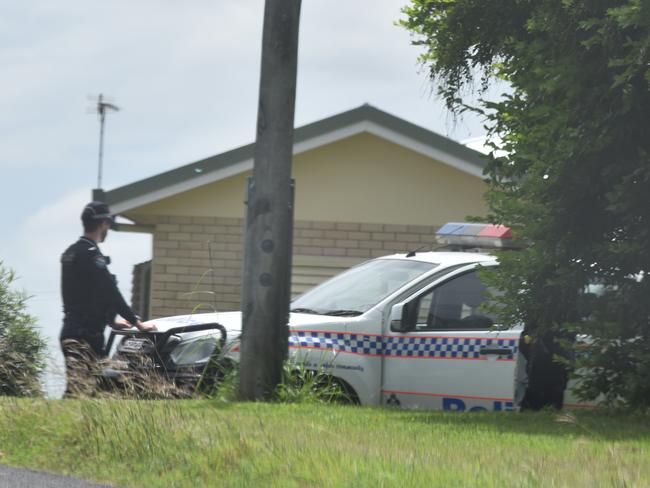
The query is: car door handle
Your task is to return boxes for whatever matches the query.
[479,347,513,356]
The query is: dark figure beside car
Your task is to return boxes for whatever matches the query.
[60,201,155,397]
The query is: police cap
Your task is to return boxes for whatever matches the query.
[81,201,114,223]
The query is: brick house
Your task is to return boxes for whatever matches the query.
[95,105,488,319]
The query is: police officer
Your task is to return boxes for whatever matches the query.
[60,201,155,397]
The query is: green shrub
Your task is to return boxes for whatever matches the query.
[203,359,354,405]
[0,262,46,396]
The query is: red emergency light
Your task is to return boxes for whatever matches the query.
[435,222,517,249]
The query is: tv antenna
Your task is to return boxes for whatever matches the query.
[90,94,120,189]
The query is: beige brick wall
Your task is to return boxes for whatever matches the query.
[141,214,440,318]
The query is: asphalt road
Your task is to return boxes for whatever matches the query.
[0,465,114,488]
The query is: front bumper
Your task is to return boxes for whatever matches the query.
[98,322,227,395]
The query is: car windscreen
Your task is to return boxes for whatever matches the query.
[290,259,437,316]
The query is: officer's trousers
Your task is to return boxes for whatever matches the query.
[60,325,106,398]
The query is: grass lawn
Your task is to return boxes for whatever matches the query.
[0,398,648,487]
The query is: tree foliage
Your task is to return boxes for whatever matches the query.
[0,262,46,396]
[402,0,650,406]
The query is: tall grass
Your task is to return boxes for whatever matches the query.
[274,361,352,404]
[93,350,352,404]
[1,398,649,487]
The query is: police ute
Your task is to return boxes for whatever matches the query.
[104,222,588,411]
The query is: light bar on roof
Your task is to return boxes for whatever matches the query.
[435,222,516,249]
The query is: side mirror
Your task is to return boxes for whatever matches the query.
[390,301,417,333]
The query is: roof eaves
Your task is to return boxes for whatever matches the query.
[361,106,486,169]
[101,104,487,213]
[100,141,256,209]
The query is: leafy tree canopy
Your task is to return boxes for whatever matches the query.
[402,0,650,406]
[0,262,46,396]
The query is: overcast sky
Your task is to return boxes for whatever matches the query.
[1,0,490,396]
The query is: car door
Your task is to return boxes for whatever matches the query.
[381,265,521,411]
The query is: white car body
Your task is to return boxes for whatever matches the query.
[142,251,586,411]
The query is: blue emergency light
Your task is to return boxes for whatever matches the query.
[435,222,517,249]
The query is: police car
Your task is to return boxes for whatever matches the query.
[105,223,587,410]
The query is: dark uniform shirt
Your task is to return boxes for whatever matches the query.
[60,237,138,338]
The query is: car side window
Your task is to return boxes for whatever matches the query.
[414,271,496,330]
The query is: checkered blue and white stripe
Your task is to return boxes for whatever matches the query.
[383,336,517,359]
[288,331,518,360]
[289,331,382,355]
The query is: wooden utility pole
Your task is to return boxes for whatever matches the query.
[239,0,301,400]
